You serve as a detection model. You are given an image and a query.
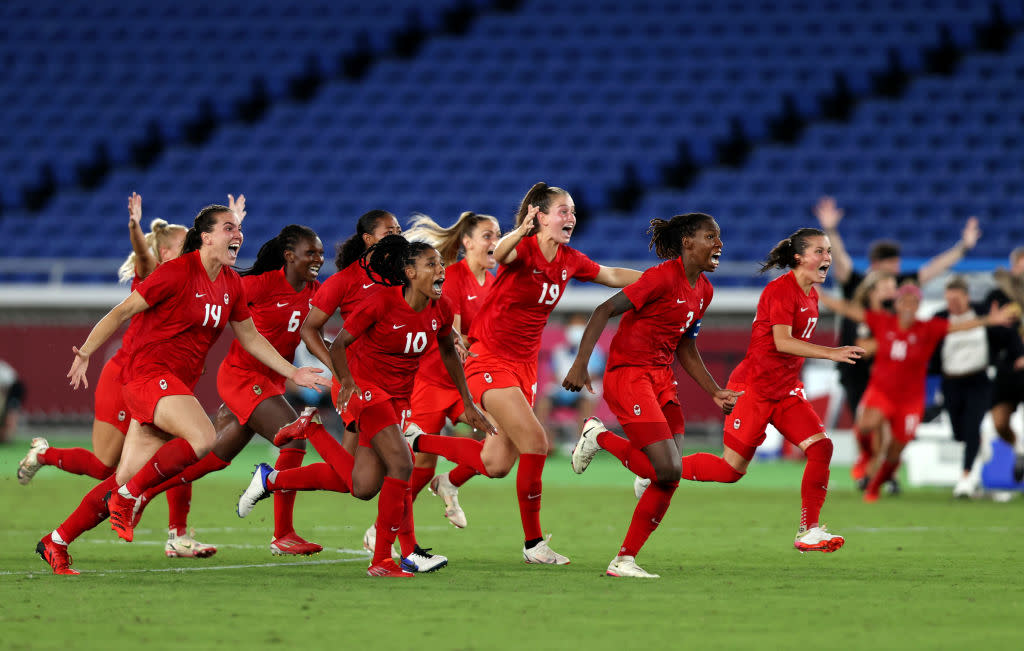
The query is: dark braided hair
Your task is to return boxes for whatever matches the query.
[182,205,231,254]
[760,227,826,273]
[241,224,318,277]
[335,209,395,271]
[647,213,715,260]
[360,234,436,287]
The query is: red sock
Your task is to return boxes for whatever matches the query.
[681,453,744,483]
[166,484,191,535]
[516,453,545,541]
[447,464,477,487]
[415,434,490,477]
[866,459,898,497]
[374,477,408,564]
[307,423,354,486]
[800,439,833,529]
[268,463,349,492]
[409,466,435,501]
[273,448,305,538]
[397,488,417,557]
[39,447,115,480]
[144,451,231,501]
[596,430,656,479]
[619,480,678,557]
[56,475,118,544]
[125,438,199,496]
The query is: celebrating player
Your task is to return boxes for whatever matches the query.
[37,204,327,575]
[405,182,641,565]
[676,228,863,552]
[562,213,741,578]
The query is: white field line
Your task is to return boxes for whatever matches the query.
[1,557,370,577]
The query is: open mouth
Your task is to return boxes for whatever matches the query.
[309,264,321,277]
[227,244,240,257]
[710,252,721,267]
[432,278,444,294]
[561,225,574,237]
[818,263,830,276]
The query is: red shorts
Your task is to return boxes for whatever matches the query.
[94,357,131,435]
[331,378,358,431]
[604,365,685,448]
[409,375,464,434]
[464,342,538,408]
[344,383,410,448]
[122,370,194,426]
[217,360,284,426]
[860,385,923,443]
[723,382,825,460]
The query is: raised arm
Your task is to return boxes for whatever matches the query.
[228,194,246,224]
[493,205,537,264]
[917,216,980,285]
[591,265,643,288]
[127,192,158,279]
[562,292,634,393]
[675,336,742,414]
[814,196,852,285]
[772,324,865,364]
[946,301,1020,334]
[818,290,866,323]
[68,291,150,389]
[232,318,327,390]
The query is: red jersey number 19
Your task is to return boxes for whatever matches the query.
[538,283,560,305]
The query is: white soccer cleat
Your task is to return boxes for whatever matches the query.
[17,437,49,485]
[571,417,605,474]
[400,546,448,573]
[403,422,426,451]
[165,528,217,558]
[952,476,981,499]
[606,555,659,578]
[429,472,467,528]
[237,463,273,517]
[362,523,399,560]
[634,476,651,500]
[794,526,845,553]
[522,535,570,565]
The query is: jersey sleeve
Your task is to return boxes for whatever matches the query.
[568,248,601,282]
[622,265,666,310]
[928,316,950,344]
[241,274,264,306]
[135,258,184,307]
[311,272,346,315]
[341,293,382,340]
[227,273,252,322]
[436,296,455,338]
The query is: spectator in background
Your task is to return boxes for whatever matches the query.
[0,360,24,444]
[534,313,606,454]
[814,196,981,486]
[932,276,1024,498]
[984,246,1024,482]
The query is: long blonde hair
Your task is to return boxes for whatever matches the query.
[118,218,187,282]
[404,212,499,266]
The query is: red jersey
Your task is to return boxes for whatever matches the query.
[729,271,819,400]
[470,236,600,361]
[110,275,143,366]
[864,310,948,405]
[125,251,250,388]
[608,257,713,370]
[311,262,383,320]
[417,259,497,388]
[344,288,455,399]
[222,268,320,381]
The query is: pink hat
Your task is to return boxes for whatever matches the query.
[896,284,923,300]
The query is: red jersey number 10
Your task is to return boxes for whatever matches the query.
[404,331,428,354]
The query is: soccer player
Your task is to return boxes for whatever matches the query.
[820,282,1017,502]
[405,182,641,565]
[256,234,493,577]
[19,192,220,558]
[401,211,500,529]
[127,224,331,555]
[562,213,741,578]
[37,204,328,575]
[676,228,864,552]
[984,246,1024,481]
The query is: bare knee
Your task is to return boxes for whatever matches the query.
[485,458,514,478]
[653,457,682,485]
[385,455,413,481]
[352,485,378,501]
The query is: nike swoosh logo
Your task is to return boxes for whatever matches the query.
[362,283,374,289]
[650,518,661,525]
[393,324,406,330]
[800,307,809,312]
[390,526,400,532]
[532,269,543,274]
[195,293,206,298]
[527,493,542,500]
[467,295,477,300]
[276,302,289,307]
[676,299,686,304]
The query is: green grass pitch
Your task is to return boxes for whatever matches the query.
[2,437,1021,650]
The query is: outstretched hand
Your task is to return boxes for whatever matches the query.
[292,366,329,392]
[987,301,1021,328]
[814,196,842,230]
[67,347,90,390]
[519,204,539,234]
[228,194,246,223]
[713,389,744,415]
[961,216,981,250]
[831,345,866,365]
[128,192,143,226]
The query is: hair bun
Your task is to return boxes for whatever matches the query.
[150,218,168,232]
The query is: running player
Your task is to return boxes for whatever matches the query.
[405,182,641,565]
[125,224,331,556]
[246,234,493,577]
[676,228,863,552]
[19,192,219,558]
[37,204,328,575]
[562,213,741,578]
[400,211,500,529]
[821,281,1017,502]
